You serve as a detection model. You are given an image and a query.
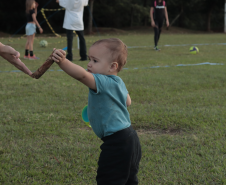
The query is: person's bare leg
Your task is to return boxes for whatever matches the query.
[28,35,34,51]
[24,36,30,58]
[31,33,35,49]
[25,36,29,50]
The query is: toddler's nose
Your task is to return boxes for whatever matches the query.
[87,62,91,68]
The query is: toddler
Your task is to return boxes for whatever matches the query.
[52,38,142,185]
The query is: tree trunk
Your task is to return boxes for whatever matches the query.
[207,5,214,32]
[130,7,133,27]
[207,9,212,31]
[143,0,148,26]
[179,5,184,27]
[88,0,94,34]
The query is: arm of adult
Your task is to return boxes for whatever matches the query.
[0,43,33,76]
[83,0,89,6]
[126,94,131,107]
[58,0,67,8]
[32,12,43,33]
[35,1,38,16]
[165,7,169,27]
[52,49,97,90]
[150,7,155,28]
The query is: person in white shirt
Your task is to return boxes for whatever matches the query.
[56,0,88,61]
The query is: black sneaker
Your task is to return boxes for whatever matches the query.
[155,46,161,51]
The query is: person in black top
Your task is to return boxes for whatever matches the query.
[150,0,169,51]
[24,0,43,60]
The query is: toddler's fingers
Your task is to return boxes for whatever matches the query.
[53,52,62,60]
[55,50,64,57]
[53,49,62,56]
[59,49,66,55]
[52,56,59,63]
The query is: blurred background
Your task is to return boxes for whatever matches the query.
[0,0,224,35]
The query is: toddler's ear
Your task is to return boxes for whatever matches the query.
[111,62,118,71]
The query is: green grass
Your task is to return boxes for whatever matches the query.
[1,33,226,184]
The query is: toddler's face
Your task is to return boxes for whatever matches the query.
[87,43,113,75]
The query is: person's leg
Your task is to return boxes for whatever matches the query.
[66,29,73,61]
[96,127,135,185]
[157,20,163,45]
[76,30,87,60]
[154,26,159,48]
[25,24,30,58]
[125,131,142,185]
[29,33,35,57]
[25,37,30,57]
[27,35,33,53]
[154,20,160,48]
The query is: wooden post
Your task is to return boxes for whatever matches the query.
[88,0,94,35]
[225,0,226,33]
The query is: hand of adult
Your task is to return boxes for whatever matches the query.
[39,27,43,33]
[0,44,33,76]
[56,0,59,3]
[166,20,169,27]
[151,21,156,28]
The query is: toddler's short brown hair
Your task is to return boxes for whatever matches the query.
[92,38,127,72]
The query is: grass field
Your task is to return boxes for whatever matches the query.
[1,32,226,184]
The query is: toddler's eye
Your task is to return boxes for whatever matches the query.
[94,60,97,63]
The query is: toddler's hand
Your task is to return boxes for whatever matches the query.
[52,48,66,63]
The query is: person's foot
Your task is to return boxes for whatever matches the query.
[79,58,87,61]
[154,46,161,51]
[29,55,39,60]
[24,55,30,59]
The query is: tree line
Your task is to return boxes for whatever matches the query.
[0,0,224,35]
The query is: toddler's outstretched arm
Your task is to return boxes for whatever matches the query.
[52,49,96,90]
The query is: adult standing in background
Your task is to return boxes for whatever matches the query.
[56,0,88,61]
[150,0,169,51]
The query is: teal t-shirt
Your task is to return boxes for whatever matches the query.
[88,74,131,139]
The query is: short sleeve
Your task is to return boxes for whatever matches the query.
[59,0,67,8]
[165,1,167,7]
[83,0,88,6]
[151,1,154,7]
[90,74,110,94]
[30,9,35,15]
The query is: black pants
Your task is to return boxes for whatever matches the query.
[154,19,163,47]
[66,30,87,61]
[96,126,142,185]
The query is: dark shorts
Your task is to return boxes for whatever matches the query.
[96,126,142,185]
